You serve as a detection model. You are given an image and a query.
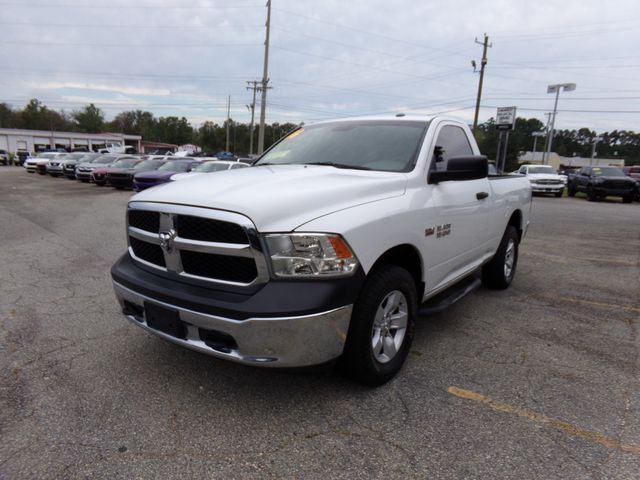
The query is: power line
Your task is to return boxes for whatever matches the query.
[0,21,262,29]
[0,2,262,8]
[0,41,260,48]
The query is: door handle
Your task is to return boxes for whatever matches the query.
[476,192,489,200]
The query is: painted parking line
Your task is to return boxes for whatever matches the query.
[448,387,640,455]
[521,251,638,267]
[540,295,640,314]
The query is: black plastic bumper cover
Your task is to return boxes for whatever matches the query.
[111,253,365,320]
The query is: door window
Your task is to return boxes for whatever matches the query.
[431,126,473,171]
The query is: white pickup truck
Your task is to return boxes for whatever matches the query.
[111,115,531,384]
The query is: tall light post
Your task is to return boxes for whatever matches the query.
[531,131,545,163]
[543,83,576,164]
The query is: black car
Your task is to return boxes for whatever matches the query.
[106,158,168,189]
[567,166,636,203]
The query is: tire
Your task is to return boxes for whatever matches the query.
[567,185,576,197]
[554,190,563,198]
[587,185,597,202]
[341,265,417,386]
[623,195,633,204]
[482,225,518,290]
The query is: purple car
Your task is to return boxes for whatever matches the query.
[132,159,200,191]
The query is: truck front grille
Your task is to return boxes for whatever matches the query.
[128,210,160,233]
[129,236,166,267]
[176,215,248,243]
[126,203,268,288]
[180,250,257,283]
[536,179,562,185]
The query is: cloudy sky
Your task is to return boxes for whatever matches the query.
[1,0,639,133]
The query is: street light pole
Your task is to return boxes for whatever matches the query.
[531,131,545,163]
[544,83,576,165]
[590,136,602,166]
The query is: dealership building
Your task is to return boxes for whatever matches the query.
[0,128,142,153]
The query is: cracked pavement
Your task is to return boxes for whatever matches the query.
[1,167,639,479]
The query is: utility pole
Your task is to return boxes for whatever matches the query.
[246,80,259,155]
[225,95,231,152]
[472,33,491,137]
[590,136,602,166]
[257,0,272,155]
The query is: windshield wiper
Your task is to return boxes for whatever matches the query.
[304,162,371,171]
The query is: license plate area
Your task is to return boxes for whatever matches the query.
[144,302,187,339]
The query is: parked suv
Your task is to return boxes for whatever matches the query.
[516,164,565,197]
[132,159,200,191]
[0,149,9,166]
[46,152,88,177]
[25,152,65,173]
[567,166,636,202]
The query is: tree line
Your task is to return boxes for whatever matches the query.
[0,99,299,155]
[1,99,638,164]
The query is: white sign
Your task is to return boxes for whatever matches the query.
[496,106,517,130]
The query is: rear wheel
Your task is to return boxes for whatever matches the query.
[623,194,633,204]
[482,226,518,290]
[342,265,417,386]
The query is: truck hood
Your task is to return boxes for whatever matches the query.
[130,164,408,232]
[528,173,563,181]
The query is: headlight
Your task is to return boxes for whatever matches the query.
[265,233,358,277]
[529,178,537,184]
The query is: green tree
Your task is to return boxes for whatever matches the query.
[72,103,105,133]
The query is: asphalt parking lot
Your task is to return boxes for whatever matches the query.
[1,167,639,479]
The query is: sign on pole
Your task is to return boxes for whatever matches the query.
[496,106,517,131]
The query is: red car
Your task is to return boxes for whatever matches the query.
[91,157,142,186]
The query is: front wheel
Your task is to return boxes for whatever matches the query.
[342,265,417,386]
[554,190,563,198]
[567,185,576,197]
[482,225,519,290]
[587,185,598,202]
[623,194,633,204]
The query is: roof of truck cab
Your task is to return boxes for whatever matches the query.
[307,114,469,126]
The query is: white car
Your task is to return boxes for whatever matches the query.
[516,164,565,197]
[25,152,66,173]
[170,160,249,181]
[111,115,532,385]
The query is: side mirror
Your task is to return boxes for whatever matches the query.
[428,155,488,184]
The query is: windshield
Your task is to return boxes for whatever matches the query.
[134,159,164,170]
[193,162,230,172]
[79,153,101,162]
[112,159,138,169]
[93,155,117,164]
[39,153,57,160]
[593,167,624,176]
[255,120,429,172]
[158,161,192,172]
[528,166,556,174]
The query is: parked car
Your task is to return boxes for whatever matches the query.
[25,152,65,173]
[106,158,169,190]
[111,115,532,385]
[91,156,141,186]
[170,160,249,181]
[567,166,636,202]
[515,164,565,197]
[62,152,102,179]
[132,159,200,191]
[0,149,9,166]
[622,166,640,201]
[46,152,88,177]
[75,155,122,182]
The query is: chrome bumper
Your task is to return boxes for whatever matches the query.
[112,281,352,368]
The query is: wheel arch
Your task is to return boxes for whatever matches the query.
[369,244,425,300]
[507,209,523,243]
